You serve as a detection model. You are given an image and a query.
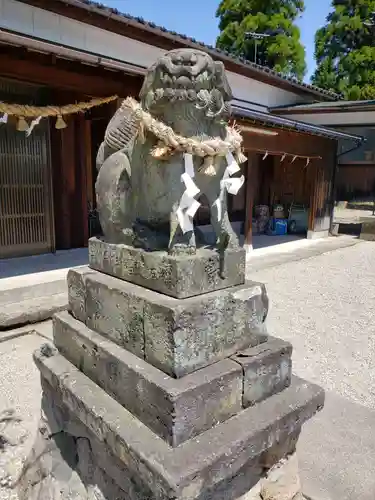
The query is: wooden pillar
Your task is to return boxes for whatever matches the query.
[308,162,319,232]
[53,116,76,249]
[76,114,92,247]
[84,119,94,211]
[244,153,258,250]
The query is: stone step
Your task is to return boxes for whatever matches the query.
[33,345,324,500]
[68,267,268,377]
[53,311,292,446]
[0,292,68,329]
[53,311,243,447]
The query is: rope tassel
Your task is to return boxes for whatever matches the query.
[16,117,28,132]
[55,115,67,129]
[201,156,217,176]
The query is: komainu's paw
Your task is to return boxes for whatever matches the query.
[168,243,196,256]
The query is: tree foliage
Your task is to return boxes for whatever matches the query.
[216,0,306,80]
[312,0,375,99]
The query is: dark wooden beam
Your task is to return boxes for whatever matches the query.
[0,49,137,96]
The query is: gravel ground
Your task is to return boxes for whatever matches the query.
[248,239,375,410]
[0,334,45,500]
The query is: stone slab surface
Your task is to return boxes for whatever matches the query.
[233,337,292,407]
[34,345,324,500]
[68,267,268,377]
[0,291,67,330]
[88,237,246,298]
[53,311,243,446]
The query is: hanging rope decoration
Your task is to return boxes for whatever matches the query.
[122,97,247,169]
[0,95,118,135]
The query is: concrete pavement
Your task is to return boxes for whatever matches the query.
[249,240,375,500]
[0,249,88,330]
[0,235,361,330]
[298,391,375,500]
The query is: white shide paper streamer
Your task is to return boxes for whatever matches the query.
[26,116,42,137]
[215,152,245,222]
[176,151,245,232]
[176,154,201,233]
[0,113,8,124]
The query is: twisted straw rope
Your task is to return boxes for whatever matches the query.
[123,97,246,161]
[0,95,118,118]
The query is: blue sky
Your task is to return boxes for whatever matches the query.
[103,0,332,81]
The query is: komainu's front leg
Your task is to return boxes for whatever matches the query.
[205,183,240,252]
[95,150,134,245]
[168,202,196,255]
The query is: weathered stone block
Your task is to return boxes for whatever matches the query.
[232,337,292,407]
[22,377,302,500]
[33,346,324,500]
[84,272,145,358]
[67,267,95,322]
[69,267,268,376]
[19,380,154,500]
[88,237,246,298]
[53,311,243,446]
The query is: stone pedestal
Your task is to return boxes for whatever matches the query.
[19,240,324,500]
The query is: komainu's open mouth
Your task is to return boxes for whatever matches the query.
[139,48,232,115]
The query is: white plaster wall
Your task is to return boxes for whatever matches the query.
[0,0,314,109]
[226,71,305,109]
[281,111,375,126]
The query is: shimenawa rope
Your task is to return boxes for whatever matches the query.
[122,97,247,165]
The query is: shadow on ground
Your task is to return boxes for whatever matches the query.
[337,222,362,236]
[0,248,88,279]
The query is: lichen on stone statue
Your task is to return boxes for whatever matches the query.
[96,48,245,255]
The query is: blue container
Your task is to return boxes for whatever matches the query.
[272,218,288,235]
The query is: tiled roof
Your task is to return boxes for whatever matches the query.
[61,0,340,101]
[272,100,375,112]
[233,105,364,143]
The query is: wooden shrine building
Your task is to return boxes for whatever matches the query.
[0,0,363,258]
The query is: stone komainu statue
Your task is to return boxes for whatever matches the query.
[96,48,245,255]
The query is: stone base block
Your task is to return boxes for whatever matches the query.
[360,220,375,241]
[233,338,292,407]
[53,311,243,446]
[88,237,246,298]
[24,345,324,500]
[306,230,329,240]
[67,267,268,377]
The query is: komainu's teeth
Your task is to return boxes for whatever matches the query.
[155,88,164,100]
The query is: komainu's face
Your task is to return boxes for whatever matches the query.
[139,48,233,119]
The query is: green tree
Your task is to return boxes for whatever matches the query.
[312,0,375,99]
[216,0,306,80]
